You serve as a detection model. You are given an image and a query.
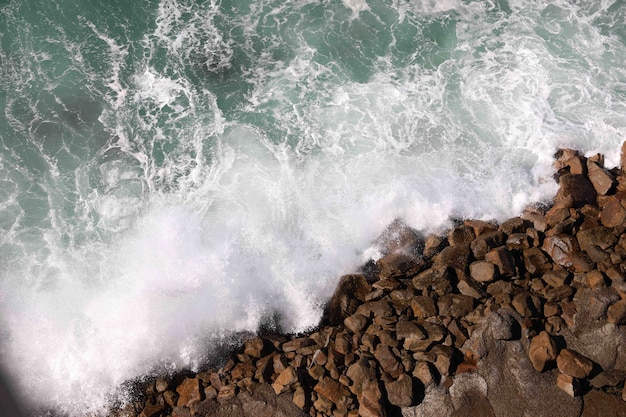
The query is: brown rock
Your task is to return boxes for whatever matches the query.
[556,349,594,379]
[410,296,438,318]
[582,389,626,417]
[542,270,570,288]
[177,377,202,408]
[471,231,505,260]
[344,313,368,334]
[282,338,315,353]
[217,385,236,402]
[500,217,531,234]
[484,247,516,276]
[358,380,386,417]
[601,197,626,228]
[506,233,531,250]
[292,386,306,409]
[585,270,607,289]
[412,361,437,386]
[423,234,444,257]
[385,374,415,407]
[374,345,402,379]
[313,395,333,414]
[438,294,475,318]
[163,390,178,408]
[411,266,452,294]
[608,300,626,325]
[324,274,371,325]
[542,234,593,272]
[577,226,617,253]
[436,245,471,273]
[372,278,400,291]
[556,373,581,397]
[470,261,497,283]
[588,160,615,195]
[314,376,350,406]
[512,292,536,317]
[244,338,271,359]
[375,219,422,255]
[138,403,165,417]
[272,366,298,394]
[555,174,597,208]
[529,331,558,372]
[346,358,377,396]
[396,319,426,341]
[464,219,498,237]
[376,252,427,279]
[523,247,552,276]
[448,225,476,247]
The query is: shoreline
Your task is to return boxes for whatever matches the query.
[79,145,626,416]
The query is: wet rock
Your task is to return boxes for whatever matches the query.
[324,274,371,325]
[375,219,423,255]
[470,231,505,260]
[344,313,368,334]
[557,349,594,379]
[543,234,593,272]
[464,219,498,237]
[411,266,452,295]
[555,173,597,208]
[523,247,552,276]
[385,373,415,407]
[506,233,531,250]
[376,252,427,280]
[500,217,531,235]
[177,377,202,408]
[588,160,615,195]
[138,403,165,417]
[423,234,445,258]
[435,245,471,273]
[529,331,558,372]
[448,225,476,247]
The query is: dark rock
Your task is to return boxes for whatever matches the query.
[358,380,386,417]
[464,219,498,237]
[376,252,427,279]
[411,266,452,295]
[484,247,516,276]
[423,234,445,258]
[344,313,368,334]
[543,234,594,272]
[471,231,505,260]
[555,173,597,208]
[601,197,626,228]
[500,217,531,235]
[374,344,403,379]
[375,219,423,255]
[588,160,615,195]
[581,389,626,417]
[448,225,476,247]
[410,296,438,319]
[438,294,475,318]
[435,245,471,273]
[324,274,371,325]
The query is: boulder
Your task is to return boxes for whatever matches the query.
[358,380,386,417]
[374,344,403,379]
[346,358,378,396]
[484,247,516,276]
[555,173,597,208]
[587,160,615,195]
[556,373,581,397]
[410,296,438,319]
[385,374,415,407]
[608,300,626,325]
[448,225,476,247]
[177,378,202,408]
[601,197,626,228]
[438,294,475,318]
[470,231,505,260]
[542,234,593,272]
[376,252,427,280]
[435,245,471,273]
[324,274,371,325]
[412,266,452,294]
[344,313,369,334]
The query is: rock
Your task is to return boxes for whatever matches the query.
[396,319,426,341]
[448,225,476,247]
[138,403,165,417]
[608,300,626,325]
[543,234,593,272]
[500,217,531,234]
[506,233,531,250]
[542,270,570,288]
[376,252,427,280]
[411,266,452,295]
[529,331,558,372]
[344,313,368,334]
[488,311,520,341]
[435,245,471,273]
[577,226,617,253]
[375,219,423,255]
[464,219,498,237]
[437,294,475,318]
[282,338,315,353]
[555,173,597,208]
[457,277,484,299]
[155,377,169,393]
[324,274,371,325]
[163,390,178,408]
[469,261,497,283]
[585,270,607,289]
[217,385,236,402]
[374,344,403,379]
[556,373,581,397]
[485,246,515,276]
[272,367,298,394]
[423,234,445,258]
[292,386,306,409]
[314,376,350,406]
[372,278,400,291]
[358,380,386,417]
[346,358,377,396]
[581,389,626,417]
[177,377,202,408]
[385,374,415,407]
[556,349,594,379]
[588,160,615,195]
[410,296,438,319]
[413,361,438,386]
[512,292,536,317]
[471,231,505,260]
[313,395,333,414]
[244,338,272,359]
[523,247,552,276]
[601,197,626,228]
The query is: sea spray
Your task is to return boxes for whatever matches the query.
[1,0,626,414]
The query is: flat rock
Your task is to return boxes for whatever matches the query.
[469,261,497,283]
[385,373,414,407]
[557,349,594,379]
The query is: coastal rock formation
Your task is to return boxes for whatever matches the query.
[110,146,626,417]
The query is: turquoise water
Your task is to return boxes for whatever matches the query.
[1,0,626,414]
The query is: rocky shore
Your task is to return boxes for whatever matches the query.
[109,145,626,417]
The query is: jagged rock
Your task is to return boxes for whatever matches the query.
[555,173,597,208]
[556,349,594,379]
[292,386,306,409]
[374,344,403,379]
[411,266,452,294]
[423,234,445,257]
[372,278,400,291]
[314,376,350,407]
[543,234,594,272]
[506,233,531,250]
[396,319,426,341]
[217,385,236,402]
[435,245,471,273]
[608,300,626,325]
[346,358,377,396]
[500,217,531,235]
[542,270,570,288]
[138,403,165,417]
[282,338,315,353]
[164,390,178,408]
[457,277,484,299]
[556,373,581,397]
[324,274,371,325]
[484,247,515,276]
[438,294,475,318]
[177,377,202,408]
[469,261,497,283]
[523,247,552,276]
[581,390,626,417]
[529,331,558,372]
[385,374,415,407]
[464,219,498,237]
[470,231,505,260]
[601,197,626,227]
[488,311,520,341]
[344,313,368,333]
[375,219,423,255]
[412,361,438,386]
[585,270,607,289]
[272,366,297,394]
[448,225,476,247]
[358,380,386,417]
[588,160,615,195]
[410,296,438,319]
[577,226,617,253]
[376,252,427,279]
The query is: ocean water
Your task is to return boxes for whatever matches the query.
[1,0,626,414]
